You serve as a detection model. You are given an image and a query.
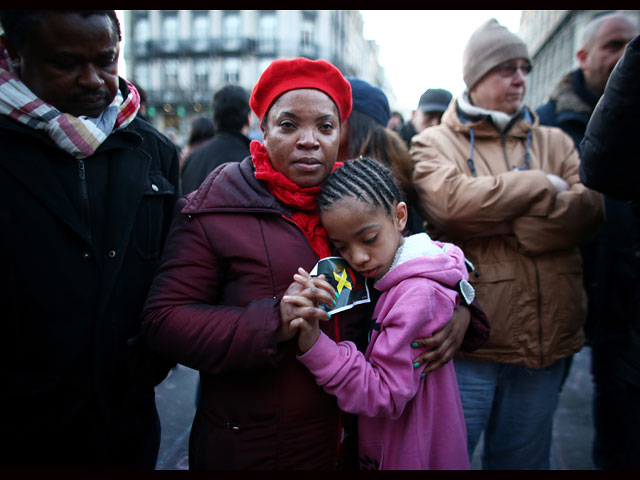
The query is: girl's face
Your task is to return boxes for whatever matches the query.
[320,197,407,281]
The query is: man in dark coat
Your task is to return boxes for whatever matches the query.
[537,12,639,470]
[0,11,179,469]
[579,33,640,470]
[180,84,252,194]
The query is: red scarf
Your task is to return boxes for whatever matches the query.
[250,140,342,259]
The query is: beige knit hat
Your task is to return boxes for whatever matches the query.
[463,18,530,90]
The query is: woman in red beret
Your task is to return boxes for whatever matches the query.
[141,57,485,470]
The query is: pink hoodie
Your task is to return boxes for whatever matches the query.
[298,233,470,470]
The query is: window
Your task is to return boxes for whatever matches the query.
[162,12,179,40]
[258,11,277,51]
[223,57,241,84]
[192,12,209,39]
[162,12,179,52]
[134,62,150,90]
[164,59,179,90]
[223,11,241,49]
[134,15,150,45]
[193,60,209,91]
[300,14,315,47]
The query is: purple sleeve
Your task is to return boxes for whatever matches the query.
[298,280,457,418]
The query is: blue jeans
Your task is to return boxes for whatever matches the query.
[454,357,568,470]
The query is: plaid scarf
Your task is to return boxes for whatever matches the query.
[250,140,343,259]
[0,48,140,159]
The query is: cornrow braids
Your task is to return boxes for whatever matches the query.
[319,156,405,216]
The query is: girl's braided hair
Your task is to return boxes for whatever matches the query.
[319,156,405,216]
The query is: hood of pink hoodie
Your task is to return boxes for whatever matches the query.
[375,233,468,293]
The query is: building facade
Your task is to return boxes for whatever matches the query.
[123,10,391,144]
[519,9,640,109]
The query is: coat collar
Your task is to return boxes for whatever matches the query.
[0,115,148,248]
[442,98,537,139]
[182,156,282,215]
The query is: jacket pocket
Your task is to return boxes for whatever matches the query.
[471,261,521,342]
[134,172,175,260]
[551,255,586,341]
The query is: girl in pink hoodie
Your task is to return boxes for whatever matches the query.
[284,157,471,470]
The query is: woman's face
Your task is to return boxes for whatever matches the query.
[469,58,529,115]
[262,89,341,188]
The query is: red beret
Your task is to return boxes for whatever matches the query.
[250,57,352,123]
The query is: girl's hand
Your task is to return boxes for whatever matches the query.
[276,268,336,343]
[411,304,470,375]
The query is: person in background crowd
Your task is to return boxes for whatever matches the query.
[387,110,404,132]
[410,18,604,469]
[140,57,488,470]
[536,12,639,471]
[286,157,471,470]
[0,10,179,469]
[338,76,425,236]
[180,115,215,169]
[579,33,640,470]
[180,84,252,194]
[537,12,638,147]
[399,88,452,149]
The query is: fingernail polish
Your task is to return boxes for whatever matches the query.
[421,373,426,378]
[411,342,419,348]
[333,299,337,306]
[335,292,340,299]
[327,312,332,319]
[413,362,420,368]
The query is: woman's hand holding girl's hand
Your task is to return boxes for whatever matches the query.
[278,268,337,349]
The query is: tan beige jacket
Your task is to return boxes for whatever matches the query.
[411,100,604,368]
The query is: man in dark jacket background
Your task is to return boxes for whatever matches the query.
[537,12,637,146]
[0,10,179,469]
[579,33,640,470]
[537,11,639,470]
[180,84,252,194]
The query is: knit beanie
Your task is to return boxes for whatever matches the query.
[346,76,391,126]
[463,18,530,90]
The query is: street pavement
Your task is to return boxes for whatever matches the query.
[154,346,595,470]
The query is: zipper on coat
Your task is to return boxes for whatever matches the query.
[77,158,91,241]
[501,134,510,171]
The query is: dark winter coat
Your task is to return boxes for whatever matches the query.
[180,130,251,194]
[580,34,640,387]
[0,111,180,469]
[536,69,600,148]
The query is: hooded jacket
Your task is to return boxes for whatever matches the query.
[411,100,604,368]
[141,157,370,469]
[298,233,469,470]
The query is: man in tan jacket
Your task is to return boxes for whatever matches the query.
[410,18,603,469]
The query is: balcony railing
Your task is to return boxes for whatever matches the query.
[133,37,314,58]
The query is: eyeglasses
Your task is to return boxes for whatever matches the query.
[491,63,533,77]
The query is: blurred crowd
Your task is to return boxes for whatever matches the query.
[1,9,639,471]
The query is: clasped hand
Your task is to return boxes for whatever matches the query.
[278,267,470,374]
